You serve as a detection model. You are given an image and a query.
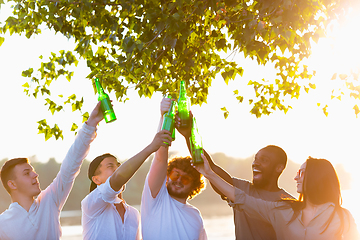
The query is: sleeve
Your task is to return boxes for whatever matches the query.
[199,227,208,240]
[229,186,283,224]
[82,178,122,218]
[141,174,167,218]
[41,123,97,209]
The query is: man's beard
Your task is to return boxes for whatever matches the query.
[167,183,191,199]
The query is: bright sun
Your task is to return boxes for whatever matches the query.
[301,3,360,116]
[309,4,360,77]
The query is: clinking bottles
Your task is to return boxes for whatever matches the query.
[177,81,190,128]
[190,117,203,164]
[94,78,117,123]
[161,96,176,142]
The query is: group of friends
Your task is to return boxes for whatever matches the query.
[0,97,359,240]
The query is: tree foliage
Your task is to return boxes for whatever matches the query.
[0,0,354,140]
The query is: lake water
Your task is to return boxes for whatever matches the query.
[61,189,359,240]
[61,214,235,240]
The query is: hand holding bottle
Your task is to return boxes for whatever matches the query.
[192,154,212,177]
[160,97,172,116]
[175,111,193,139]
[86,101,104,127]
[94,78,117,123]
[148,130,173,152]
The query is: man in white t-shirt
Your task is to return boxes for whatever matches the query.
[81,129,172,240]
[141,97,208,240]
[0,101,104,240]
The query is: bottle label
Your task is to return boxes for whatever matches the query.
[192,148,204,164]
[162,116,174,132]
[100,98,113,112]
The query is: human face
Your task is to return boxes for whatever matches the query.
[12,163,41,197]
[252,148,280,188]
[93,157,120,185]
[166,168,193,201]
[294,162,306,193]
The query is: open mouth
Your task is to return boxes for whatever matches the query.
[172,182,183,189]
[253,168,262,180]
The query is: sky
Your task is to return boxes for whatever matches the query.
[1,2,360,188]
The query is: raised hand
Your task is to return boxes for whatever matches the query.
[160,97,172,116]
[86,101,104,127]
[148,129,173,152]
[192,154,213,178]
[175,111,193,139]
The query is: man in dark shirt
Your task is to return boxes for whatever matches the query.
[176,114,294,240]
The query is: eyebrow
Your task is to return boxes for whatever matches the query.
[22,168,31,173]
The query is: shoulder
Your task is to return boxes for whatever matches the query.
[232,177,251,188]
[278,188,295,199]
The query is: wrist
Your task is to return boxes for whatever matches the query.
[86,118,98,127]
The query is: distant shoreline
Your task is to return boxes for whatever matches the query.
[60,202,233,226]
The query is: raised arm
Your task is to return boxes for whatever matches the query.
[194,154,236,202]
[49,101,104,208]
[147,97,173,198]
[110,129,172,191]
[86,101,104,128]
[194,154,280,225]
[175,112,233,198]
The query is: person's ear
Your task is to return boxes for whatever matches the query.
[92,175,102,185]
[7,180,17,190]
[276,164,285,173]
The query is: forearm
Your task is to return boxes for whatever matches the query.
[53,123,96,207]
[147,116,169,197]
[60,123,96,178]
[206,170,235,202]
[110,143,155,191]
[204,150,233,184]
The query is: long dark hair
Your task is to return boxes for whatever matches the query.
[284,157,346,235]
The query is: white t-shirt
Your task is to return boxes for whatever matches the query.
[81,178,141,240]
[0,123,96,240]
[141,174,207,240]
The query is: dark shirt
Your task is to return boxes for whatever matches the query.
[230,178,294,240]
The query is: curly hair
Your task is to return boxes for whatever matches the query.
[167,156,206,200]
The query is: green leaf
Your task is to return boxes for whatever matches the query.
[220,107,229,119]
[0,37,4,47]
[82,112,89,123]
[70,123,78,131]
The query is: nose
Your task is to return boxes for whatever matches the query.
[252,160,260,168]
[294,174,298,181]
[33,172,39,178]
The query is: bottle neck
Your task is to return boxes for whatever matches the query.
[179,86,187,98]
[95,80,105,94]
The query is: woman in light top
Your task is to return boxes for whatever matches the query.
[195,156,359,240]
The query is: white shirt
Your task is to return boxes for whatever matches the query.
[141,174,207,240]
[0,123,96,240]
[81,178,141,240]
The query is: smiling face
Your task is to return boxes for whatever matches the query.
[166,168,194,201]
[294,162,306,194]
[92,157,120,185]
[11,163,41,197]
[252,148,283,189]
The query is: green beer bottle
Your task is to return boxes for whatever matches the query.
[94,78,117,123]
[178,81,190,128]
[161,96,176,142]
[190,117,204,164]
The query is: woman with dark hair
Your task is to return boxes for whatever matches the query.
[195,156,359,240]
